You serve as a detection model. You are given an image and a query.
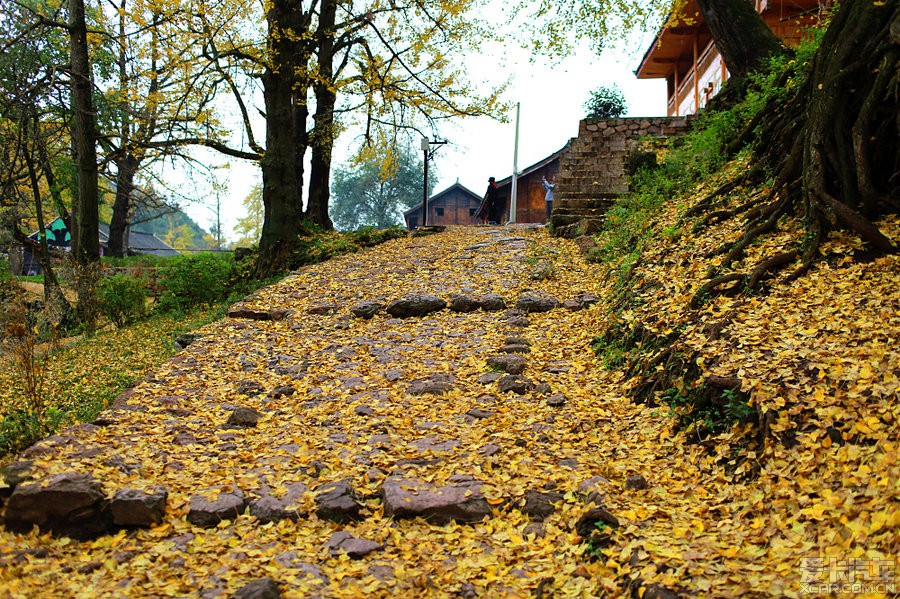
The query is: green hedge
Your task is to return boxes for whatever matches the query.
[156,253,238,312]
[97,274,148,328]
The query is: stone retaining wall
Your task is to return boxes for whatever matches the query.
[552,116,695,237]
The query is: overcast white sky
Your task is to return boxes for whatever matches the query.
[431,44,667,196]
[177,37,667,240]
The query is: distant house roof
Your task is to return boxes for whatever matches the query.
[99,223,180,257]
[403,182,483,217]
[28,216,71,247]
[634,3,706,80]
[495,144,569,187]
[29,217,179,257]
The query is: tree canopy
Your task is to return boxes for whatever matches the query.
[233,184,263,246]
[330,145,435,231]
[584,84,627,119]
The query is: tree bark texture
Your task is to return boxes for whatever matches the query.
[691,0,898,304]
[108,1,135,260]
[108,155,138,258]
[695,0,785,78]
[23,126,70,316]
[255,0,310,275]
[799,0,899,235]
[68,0,100,264]
[306,0,337,231]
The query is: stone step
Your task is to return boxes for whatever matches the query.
[558,173,626,181]
[554,198,615,211]
[562,185,629,195]
[565,166,628,177]
[557,191,622,201]
[550,216,606,238]
[558,182,627,192]
[559,172,627,181]
[549,213,586,227]
[552,208,612,218]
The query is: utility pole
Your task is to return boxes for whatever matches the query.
[509,102,521,224]
[421,137,429,227]
[213,193,223,249]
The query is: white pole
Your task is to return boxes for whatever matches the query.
[509,102,520,224]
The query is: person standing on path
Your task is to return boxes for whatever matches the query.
[542,175,556,223]
[476,177,501,224]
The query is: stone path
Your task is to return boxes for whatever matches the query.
[0,226,728,597]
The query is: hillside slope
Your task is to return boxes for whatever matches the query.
[0,189,896,597]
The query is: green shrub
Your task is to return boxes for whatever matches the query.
[0,261,19,304]
[97,274,148,327]
[15,275,45,284]
[661,384,756,438]
[157,253,237,312]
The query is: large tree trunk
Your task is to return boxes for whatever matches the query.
[69,0,99,265]
[306,0,337,231]
[36,133,69,225]
[69,0,100,328]
[799,0,900,237]
[22,127,71,320]
[259,71,303,269]
[108,2,134,260]
[695,0,785,78]
[307,92,336,231]
[108,155,138,258]
[255,0,306,276]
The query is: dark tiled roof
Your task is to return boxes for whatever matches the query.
[403,183,483,216]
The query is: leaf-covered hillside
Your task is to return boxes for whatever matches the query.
[0,183,897,596]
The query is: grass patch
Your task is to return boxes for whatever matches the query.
[661,384,756,441]
[15,275,45,284]
[582,51,816,440]
[0,306,220,460]
[344,226,407,248]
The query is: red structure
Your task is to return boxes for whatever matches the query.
[636,0,827,116]
[495,145,567,224]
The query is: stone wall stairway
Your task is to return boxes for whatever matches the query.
[551,117,694,238]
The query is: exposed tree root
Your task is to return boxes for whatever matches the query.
[690,273,745,308]
[686,1,898,300]
[746,250,799,289]
[702,309,737,341]
[682,167,765,220]
[691,249,801,308]
[692,191,766,233]
[602,8,898,475]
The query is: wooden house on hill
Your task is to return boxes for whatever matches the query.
[636,0,826,116]
[495,145,567,224]
[403,183,483,229]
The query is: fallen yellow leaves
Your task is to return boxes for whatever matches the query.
[0,211,897,598]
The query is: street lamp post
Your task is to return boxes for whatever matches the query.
[421,137,447,228]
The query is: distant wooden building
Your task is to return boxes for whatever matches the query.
[403,183,483,229]
[495,145,567,224]
[636,0,826,116]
